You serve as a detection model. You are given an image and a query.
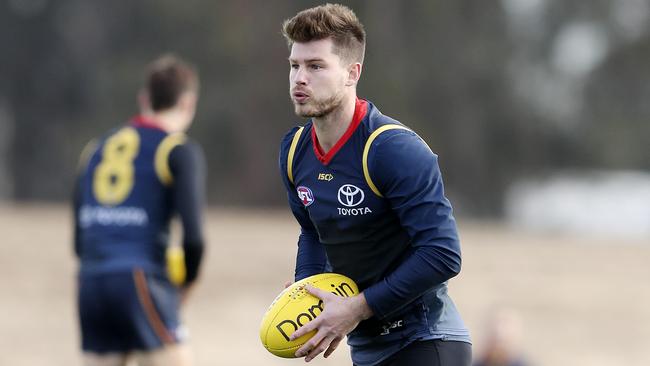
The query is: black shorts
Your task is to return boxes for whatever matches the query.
[78,269,182,353]
[355,340,472,366]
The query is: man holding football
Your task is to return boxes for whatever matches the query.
[278,4,471,366]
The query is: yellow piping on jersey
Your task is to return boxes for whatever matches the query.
[155,133,187,185]
[77,139,98,172]
[287,127,305,185]
[362,125,410,197]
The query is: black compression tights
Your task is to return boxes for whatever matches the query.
[355,340,472,366]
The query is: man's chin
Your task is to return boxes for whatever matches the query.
[293,96,342,118]
[294,105,322,118]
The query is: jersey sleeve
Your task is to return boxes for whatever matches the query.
[72,174,83,258]
[279,128,329,281]
[362,130,462,319]
[72,139,98,258]
[168,140,206,286]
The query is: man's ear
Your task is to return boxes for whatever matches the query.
[345,62,362,86]
[178,92,198,112]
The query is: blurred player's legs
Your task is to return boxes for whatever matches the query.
[82,353,127,366]
[82,344,191,366]
[134,344,192,366]
[79,271,189,366]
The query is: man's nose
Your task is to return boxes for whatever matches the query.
[293,67,307,85]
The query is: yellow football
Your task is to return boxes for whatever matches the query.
[166,246,186,286]
[259,273,359,358]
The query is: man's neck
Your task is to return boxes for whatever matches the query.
[312,95,356,153]
[141,110,184,134]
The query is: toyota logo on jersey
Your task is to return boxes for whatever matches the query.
[337,184,365,207]
[296,186,315,207]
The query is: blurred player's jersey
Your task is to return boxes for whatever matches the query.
[76,117,185,276]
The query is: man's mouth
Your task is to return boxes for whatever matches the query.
[292,91,309,103]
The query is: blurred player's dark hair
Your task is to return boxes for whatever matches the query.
[282,3,366,64]
[145,55,199,112]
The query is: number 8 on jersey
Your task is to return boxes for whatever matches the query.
[93,127,140,205]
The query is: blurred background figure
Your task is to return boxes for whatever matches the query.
[73,55,206,366]
[473,308,529,366]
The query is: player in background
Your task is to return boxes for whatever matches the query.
[278,4,471,366]
[73,55,206,366]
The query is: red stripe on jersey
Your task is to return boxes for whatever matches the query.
[131,115,164,131]
[312,98,368,165]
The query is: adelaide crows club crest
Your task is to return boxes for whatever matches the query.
[296,186,315,207]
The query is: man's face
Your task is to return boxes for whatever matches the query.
[289,38,350,118]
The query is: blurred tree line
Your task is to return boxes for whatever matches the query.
[0,0,648,216]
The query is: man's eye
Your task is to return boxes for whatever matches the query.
[310,64,322,70]
[290,64,299,69]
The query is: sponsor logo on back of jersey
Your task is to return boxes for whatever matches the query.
[79,205,149,228]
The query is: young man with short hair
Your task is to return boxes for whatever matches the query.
[278,4,471,366]
[73,55,206,366]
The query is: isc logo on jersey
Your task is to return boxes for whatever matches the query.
[337,184,372,216]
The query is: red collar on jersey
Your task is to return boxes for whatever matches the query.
[130,115,164,131]
[312,98,368,165]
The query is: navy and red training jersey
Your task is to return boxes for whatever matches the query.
[74,117,205,283]
[279,99,470,344]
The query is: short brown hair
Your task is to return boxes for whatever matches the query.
[145,55,199,112]
[282,3,366,64]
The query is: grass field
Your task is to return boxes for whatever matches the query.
[0,204,648,365]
